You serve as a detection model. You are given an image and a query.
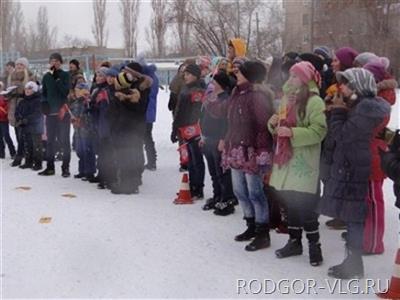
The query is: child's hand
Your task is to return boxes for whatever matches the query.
[269,114,279,127]
[277,126,293,138]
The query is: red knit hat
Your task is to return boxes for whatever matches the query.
[289,61,321,87]
[334,47,359,70]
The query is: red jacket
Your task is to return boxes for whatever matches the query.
[370,76,398,180]
[0,96,9,122]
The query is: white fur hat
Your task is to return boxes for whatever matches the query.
[15,57,29,69]
[25,81,39,93]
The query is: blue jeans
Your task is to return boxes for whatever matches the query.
[74,134,96,176]
[346,222,364,251]
[231,168,269,224]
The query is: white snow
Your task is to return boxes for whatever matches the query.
[1,89,400,299]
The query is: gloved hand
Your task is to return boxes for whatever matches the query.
[170,131,178,143]
[21,118,28,125]
[52,69,60,81]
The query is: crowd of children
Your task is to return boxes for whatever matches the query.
[1,38,399,280]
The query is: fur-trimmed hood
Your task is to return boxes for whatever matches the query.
[377,78,398,91]
[356,96,391,120]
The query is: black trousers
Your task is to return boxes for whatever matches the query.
[0,122,16,157]
[45,115,71,169]
[21,129,42,164]
[277,190,320,243]
[144,123,157,167]
[202,138,234,201]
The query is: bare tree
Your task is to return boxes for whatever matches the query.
[36,6,57,51]
[0,0,14,52]
[149,0,169,57]
[92,0,108,47]
[61,34,93,48]
[11,1,28,54]
[120,0,140,57]
[169,0,192,56]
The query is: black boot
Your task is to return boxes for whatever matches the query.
[276,239,303,258]
[61,167,70,178]
[309,242,323,266]
[202,196,220,211]
[213,199,235,216]
[11,156,22,167]
[31,161,43,171]
[234,217,256,241]
[38,167,55,176]
[325,218,346,230]
[328,246,364,279]
[19,159,33,169]
[245,223,270,251]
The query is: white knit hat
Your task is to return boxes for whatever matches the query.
[25,81,39,93]
[15,57,29,69]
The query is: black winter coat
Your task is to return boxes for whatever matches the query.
[15,92,44,135]
[380,130,400,208]
[319,97,391,222]
[200,91,229,140]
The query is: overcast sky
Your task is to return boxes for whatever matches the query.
[21,0,152,52]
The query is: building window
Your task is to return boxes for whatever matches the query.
[303,14,309,25]
[303,34,310,43]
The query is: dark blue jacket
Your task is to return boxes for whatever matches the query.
[89,83,110,140]
[15,92,44,135]
[319,97,391,222]
[200,91,229,140]
[142,64,159,123]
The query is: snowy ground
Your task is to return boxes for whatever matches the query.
[1,90,400,299]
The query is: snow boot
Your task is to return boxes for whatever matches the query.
[19,159,33,169]
[74,173,84,179]
[88,175,100,183]
[213,200,235,216]
[341,231,347,241]
[309,242,323,266]
[38,167,55,176]
[325,218,346,230]
[145,164,157,171]
[11,156,22,167]
[328,245,364,279]
[61,167,70,178]
[276,239,303,258]
[31,161,43,171]
[245,223,270,251]
[202,196,220,211]
[235,217,256,241]
[191,188,204,201]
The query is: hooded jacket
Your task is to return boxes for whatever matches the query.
[141,64,159,123]
[14,92,44,135]
[227,38,247,75]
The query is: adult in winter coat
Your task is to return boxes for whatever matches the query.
[268,61,327,267]
[0,82,16,159]
[321,46,358,230]
[206,61,274,252]
[171,64,206,199]
[201,71,236,215]
[380,130,400,209]
[108,64,150,195]
[140,62,159,171]
[39,53,71,177]
[360,60,397,255]
[319,68,391,279]
[14,81,44,170]
[8,57,35,167]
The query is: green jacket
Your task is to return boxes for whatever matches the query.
[41,69,70,114]
[268,92,327,194]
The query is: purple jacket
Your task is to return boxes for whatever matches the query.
[206,82,274,174]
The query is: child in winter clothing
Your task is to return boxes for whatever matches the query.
[268,61,327,266]
[359,60,397,255]
[0,82,16,159]
[319,68,391,279]
[206,61,274,252]
[171,64,206,199]
[89,67,112,189]
[14,81,43,170]
[70,83,96,180]
[201,71,236,214]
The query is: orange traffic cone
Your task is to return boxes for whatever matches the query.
[377,247,400,299]
[173,173,193,204]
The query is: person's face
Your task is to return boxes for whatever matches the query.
[232,63,241,75]
[339,83,353,97]
[106,76,115,85]
[15,63,25,72]
[69,63,78,72]
[5,65,14,74]
[50,59,62,70]
[184,71,197,84]
[331,55,341,73]
[227,45,236,60]
[288,72,303,88]
[24,87,34,96]
[219,61,228,71]
[236,69,248,85]
[76,77,85,85]
[96,73,107,84]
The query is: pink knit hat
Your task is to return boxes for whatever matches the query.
[335,47,359,70]
[289,61,321,87]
